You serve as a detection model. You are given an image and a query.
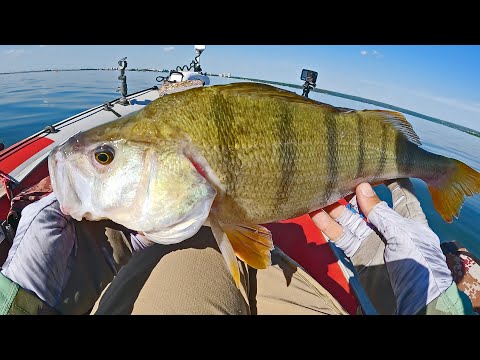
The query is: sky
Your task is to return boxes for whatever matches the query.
[1,45,480,131]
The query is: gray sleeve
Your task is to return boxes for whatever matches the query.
[368,201,453,315]
[1,193,76,308]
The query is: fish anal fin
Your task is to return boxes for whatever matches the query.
[222,224,274,270]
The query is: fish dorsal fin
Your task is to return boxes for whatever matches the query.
[357,109,422,146]
[221,223,274,269]
[211,82,341,112]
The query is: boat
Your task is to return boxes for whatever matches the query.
[0,46,477,315]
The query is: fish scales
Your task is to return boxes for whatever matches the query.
[136,84,424,224]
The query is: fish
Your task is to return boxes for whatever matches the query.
[48,82,480,286]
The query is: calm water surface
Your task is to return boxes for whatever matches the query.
[1,71,479,256]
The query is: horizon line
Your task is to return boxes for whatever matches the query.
[1,69,479,139]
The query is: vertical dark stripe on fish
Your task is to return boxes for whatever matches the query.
[374,122,388,179]
[324,112,338,201]
[395,132,416,176]
[276,103,296,207]
[355,113,365,179]
[210,93,239,194]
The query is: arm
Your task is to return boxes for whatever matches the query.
[0,192,154,315]
[1,193,75,309]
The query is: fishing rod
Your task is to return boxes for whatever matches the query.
[228,74,480,139]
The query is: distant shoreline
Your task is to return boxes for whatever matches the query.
[0,69,172,75]
[0,69,234,77]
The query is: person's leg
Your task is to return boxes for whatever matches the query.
[250,247,348,315]
[57,220,135,315]
[93,226,348,315]
[93,226,250,315]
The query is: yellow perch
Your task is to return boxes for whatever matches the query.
[48,83,480,286]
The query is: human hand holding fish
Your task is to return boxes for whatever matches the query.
[47,82,480,288]
[311,180,455,315]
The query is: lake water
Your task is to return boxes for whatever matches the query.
[1,70,479,257]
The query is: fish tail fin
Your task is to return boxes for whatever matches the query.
[427,159,480,223]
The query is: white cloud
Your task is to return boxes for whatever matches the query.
[39,45,48,47]
[163,46,175,52]
[360,49,383,58]
[4,49,25,55]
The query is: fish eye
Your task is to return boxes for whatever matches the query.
[94,146,115,165]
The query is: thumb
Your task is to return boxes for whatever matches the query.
[355,183,382,218]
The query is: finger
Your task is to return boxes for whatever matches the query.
[322,201,347,220]
[310,210,344,241]
[334,228,366,258]
[386,178,428,225]
[355,183,382,219]
[336,206,374,240]
[312,194,355,220]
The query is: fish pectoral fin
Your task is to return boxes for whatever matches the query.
[222,223,274,270]
[209,217,242,289]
